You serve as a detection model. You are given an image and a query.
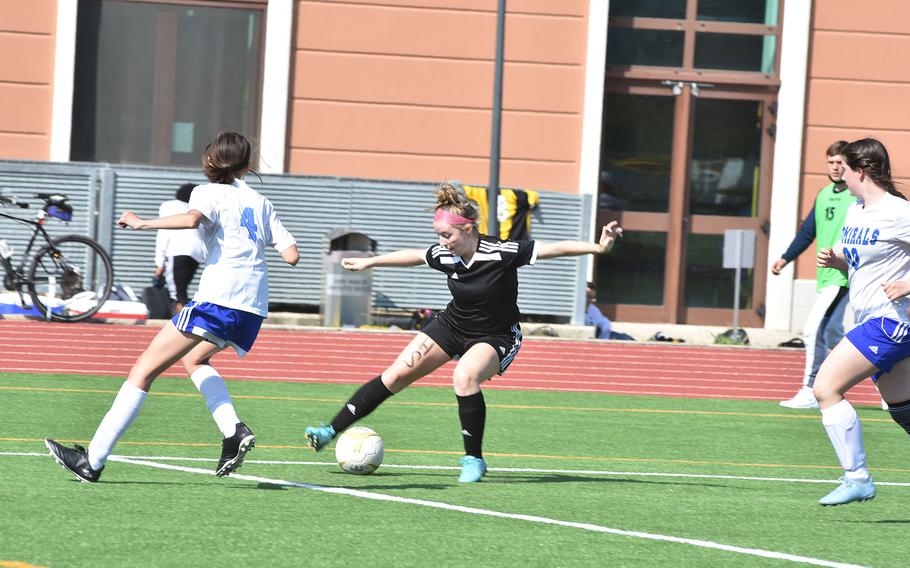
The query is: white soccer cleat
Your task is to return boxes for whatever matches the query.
[819,477,876,506]
[779,386,819,409]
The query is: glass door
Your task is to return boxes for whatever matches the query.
[683,91,774,326]
[593,0,782,326]
[596,83,678,322]
[596,81,774,326]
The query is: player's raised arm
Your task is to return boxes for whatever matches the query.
[117,210,205,230]
[342,249,425,271]
[537,222,623,260]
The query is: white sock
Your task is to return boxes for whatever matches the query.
[821,399,870,480]
[191,365,240,437]
[87,382,148,471]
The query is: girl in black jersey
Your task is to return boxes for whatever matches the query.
[305,183,622,482]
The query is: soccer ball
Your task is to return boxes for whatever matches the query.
[335,426,384,475]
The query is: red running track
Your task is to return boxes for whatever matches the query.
[0,320,884,405]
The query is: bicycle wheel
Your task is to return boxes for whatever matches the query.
[28,234,114,322]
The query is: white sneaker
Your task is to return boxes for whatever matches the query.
[780,386,818,409]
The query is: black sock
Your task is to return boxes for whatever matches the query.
[330,376,393,433]
[887,399,910,436]
[457,391,486,459]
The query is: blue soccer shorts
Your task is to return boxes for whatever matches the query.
[172,301,264,357]
[845,316,910,381]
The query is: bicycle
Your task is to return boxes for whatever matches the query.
[0,191,113,322]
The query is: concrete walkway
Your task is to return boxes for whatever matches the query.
[1,308,799,349]
[261,312,801,349]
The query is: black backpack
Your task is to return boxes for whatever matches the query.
[142,283,171,319]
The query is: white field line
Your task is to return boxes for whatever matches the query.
[5,452,910,487]
[105,455,868,568]
[0,452,893,565]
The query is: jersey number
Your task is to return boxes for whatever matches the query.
[240,208,258,242]
[825,206,836,221]
[843,247,860,269]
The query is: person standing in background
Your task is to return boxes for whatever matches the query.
[155,183,206,314]
[772,141,852,409]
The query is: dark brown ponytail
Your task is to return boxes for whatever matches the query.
[202,131,252,184]
[842,138,905,200]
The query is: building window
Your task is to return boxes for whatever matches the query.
[606,0,780,84]
[70,0,265,166]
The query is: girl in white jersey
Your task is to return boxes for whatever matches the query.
[814,138,910,506]
[304,183,622,482]
[45,131,299,483]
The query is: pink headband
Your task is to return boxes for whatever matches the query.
[434,209,475,225]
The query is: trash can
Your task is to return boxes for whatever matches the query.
[321,228,377,327]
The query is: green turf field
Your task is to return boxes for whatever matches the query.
[2,372,907,567]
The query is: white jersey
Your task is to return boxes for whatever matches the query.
[188,179,296,316]
[155,199,206,267]
[839,192,910,324]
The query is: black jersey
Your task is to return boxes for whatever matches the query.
[424,235,538,334]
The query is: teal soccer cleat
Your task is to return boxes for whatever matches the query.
[819,477,876,506]
[304,424,336,452]
[458,455,488,483]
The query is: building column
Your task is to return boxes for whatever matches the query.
[259,0,294,174]
[765,0,812,331]
[50,0,79,162]
[574,0,609,323]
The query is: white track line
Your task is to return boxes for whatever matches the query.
[5,452,910,487]
[0,452,878,567]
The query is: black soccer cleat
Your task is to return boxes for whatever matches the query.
[216,422,256,477]
[45,439,102,483]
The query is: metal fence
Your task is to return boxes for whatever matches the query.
[0,160,592,322]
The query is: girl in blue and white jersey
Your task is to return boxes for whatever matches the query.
[814,138,910,506]
[45,131,299,483]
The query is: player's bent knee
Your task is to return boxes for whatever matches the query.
[811,384,827,403]
[812,383,839,405]
[451,371,480,394]
[181,356,210,374]
[887,401,910,436]
[380,368,415,392]
[126,370,154,392]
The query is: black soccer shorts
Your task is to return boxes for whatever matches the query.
[421,312,523,375]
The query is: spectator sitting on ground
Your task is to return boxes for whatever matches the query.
[585,282,634,340]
